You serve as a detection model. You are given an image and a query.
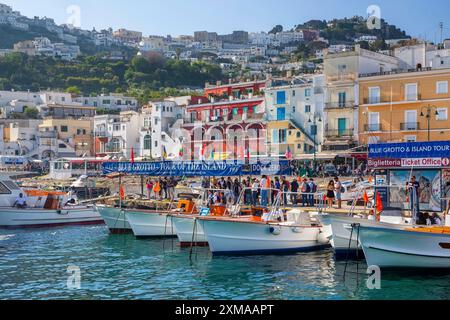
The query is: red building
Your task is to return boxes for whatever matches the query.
[181,81,268,160]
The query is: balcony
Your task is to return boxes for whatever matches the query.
[364,124,382,132]
[325,129,355,138]
[400,122,420,131]
[38,131,57,139]
[327,73,357,83]
[324,101,357,110]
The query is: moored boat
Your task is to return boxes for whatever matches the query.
[199,190,330,255]
[0,175,101,228]
[359,225,450,268]
[96,204,131,234]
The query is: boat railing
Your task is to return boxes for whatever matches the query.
[266,191,326,222]
[230,187,283,217]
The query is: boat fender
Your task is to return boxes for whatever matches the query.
[57,210,69,216]
[317,230,330,245]
[292,227,304,234]
[269,226,282,235]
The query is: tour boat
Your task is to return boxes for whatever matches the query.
[358,225,450,268]
[198,191,330,255]
[200,209,329,255]
[96,204,132,234]
[170,214,207,247]
[318,210,411,258]
[0,175,102,228]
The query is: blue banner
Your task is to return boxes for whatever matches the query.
[102,161,292,177]
[369,141,450,159]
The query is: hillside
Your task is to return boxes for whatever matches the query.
[294,16,410,44]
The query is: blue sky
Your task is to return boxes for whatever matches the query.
[3,0,450,41]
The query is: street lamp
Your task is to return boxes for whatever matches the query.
[420,105,439,142]
[308,114,322,174]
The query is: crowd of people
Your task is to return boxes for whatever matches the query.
[145,177,179,200]
[198,176,344,209]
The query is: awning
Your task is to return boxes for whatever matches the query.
[296,153,338,161]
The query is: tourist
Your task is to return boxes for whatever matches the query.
[408,176,421,221]
[260,175,269,207]
[281,176,290,206]
[232,178,241,204]
[300,178,310,207]
[146,179,153,199]
[251,179,259,206]
[326,180,335,208]
[334,177,342,209]
[154,179,162,200]
[308,178,317,207]
[226,177,233,190]
[13,193,27,209]
[243,179,252,205]
[290,178,299,205]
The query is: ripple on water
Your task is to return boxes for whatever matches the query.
[1,226,450,300]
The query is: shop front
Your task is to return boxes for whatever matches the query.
[368,140,450,212]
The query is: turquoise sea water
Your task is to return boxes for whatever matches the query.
[1,225,450,300]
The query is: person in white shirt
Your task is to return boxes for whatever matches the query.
[259,176,269,207]
[13,193,28,209]
[251,179,259,206]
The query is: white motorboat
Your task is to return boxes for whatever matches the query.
[359,225,450,268]
[96,204,131,234]
[318,210,411,258]
[126,208,177,237]
[170,214,207,247]
[199,190,330,255]
[0,175,101,228]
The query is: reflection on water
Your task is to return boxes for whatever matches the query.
[0,226,449,300]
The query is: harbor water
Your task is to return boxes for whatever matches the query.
[1,225,450,300]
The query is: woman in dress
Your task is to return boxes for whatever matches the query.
[326,180,335,208]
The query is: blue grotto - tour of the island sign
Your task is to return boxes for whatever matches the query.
[102,160,292,177]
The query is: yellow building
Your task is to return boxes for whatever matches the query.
[39,118,93,156]
[266,121,314,158]
[359,68,450,145]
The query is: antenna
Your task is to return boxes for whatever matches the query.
[439,22,444,45]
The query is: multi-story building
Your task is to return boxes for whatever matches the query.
[359,68,450,145]
[323,45,400,151]
[139,36,167,53]
[181,82,267,160]
[76,94,138,111]
[93,111,141,158]
[113,29,142,45]
[39,118,93,157]
[264,76,325,158]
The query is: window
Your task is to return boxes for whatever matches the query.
[437,81,448,94]
[296,132,301,138]
[113,124,120,131]
[60,125,68,132]
[144,135,151,150]
[103,100,111,105]
[276,91,286,104]
[368,87,381,104]
[437,108,448,121]
[338,92,346,107]
[404,110,417,130]
[163,106,166,112]
[279,129,287,143]
[292,106,296,113]
[61,97,65,102]
[292,90,296,97]
[405,83,418,101]
[305,89,311,97]
[404,135,417,142]
[368,112,380,131]
[305,105,311,113]
[0,182,12,194]
[297,144,301,150]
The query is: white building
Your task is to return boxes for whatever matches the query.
[76,94,138,111]
[139,36,167,53]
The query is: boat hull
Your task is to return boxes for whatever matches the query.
[171,215,207,247]
[97,205,132,234]
[318,214,408,258]
[0,206,102,228]
[125,210,177,237]
[359,226,450,268]
[201,219,328,255]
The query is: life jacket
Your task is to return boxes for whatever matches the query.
[153,182,161,193]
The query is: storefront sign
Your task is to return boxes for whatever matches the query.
[369,141,450,159]
[368,158,402,168]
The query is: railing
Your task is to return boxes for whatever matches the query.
[364,124,382,132]
[359,67,433,78]
[400,122,420,131]
[324,101,357,110]
[38,131,57,139]
[327,73,357,82]
[325,129,355,138]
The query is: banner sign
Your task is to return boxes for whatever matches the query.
[369,141,450,159]
[102,161,292,177]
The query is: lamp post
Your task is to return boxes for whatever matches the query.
[308,114,322,174]
[420,105,439,142]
